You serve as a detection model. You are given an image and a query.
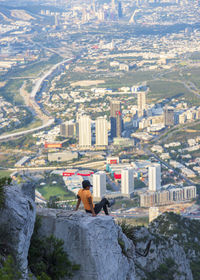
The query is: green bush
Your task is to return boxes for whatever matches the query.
[0,177,12,209]
[144,258,178,280]
[0,255,21,280]
[28,216,80,279]
[118,220,136,245]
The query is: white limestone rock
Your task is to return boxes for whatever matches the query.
[37,208,136,280]
[0,183,36,277]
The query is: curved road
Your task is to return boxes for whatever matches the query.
[0,57,74,141]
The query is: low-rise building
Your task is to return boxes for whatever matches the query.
[140,185,196,207]
[48,151,78,162]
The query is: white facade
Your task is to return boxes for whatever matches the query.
[93,171,106,199]
[96,116,108,146]
[79,115,91,147]
[121,168,134,195]
[148,163,161,192]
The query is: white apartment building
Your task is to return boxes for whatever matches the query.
[95,116,108,146]
[121,167,134,197]
[148,163,161,192]
[137,91,147,117]
[93,171,106,199]
[79,115,91,147]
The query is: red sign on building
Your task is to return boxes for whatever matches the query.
[44,143,62,148]
[114,173,121,180]
[110,159,117,164]
[63,172,75,177]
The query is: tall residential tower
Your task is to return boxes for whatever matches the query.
[110,100,122,138]
[79,115,91,147]
[137,91,146,117]
[121,167,134,197]
[148,163,161,192]
[96,116,108,146]
[93,171,106,199]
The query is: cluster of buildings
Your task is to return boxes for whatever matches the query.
[136,97,200,132]
[140,163,196,207]
[39,0,199,28]
[151,135,200,179]
[140,185,197,207]
[62,167,134,200]
[59,99,123,149]
[0,96,27,132]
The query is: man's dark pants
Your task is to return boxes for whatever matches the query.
[86,198,109,215]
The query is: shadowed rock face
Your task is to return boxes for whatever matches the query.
[37,208,136,280]
[0,183,36,278]
[133,226,193,280]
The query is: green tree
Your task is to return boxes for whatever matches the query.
[0,256,21,280]
[0,177,12,209]
[28,216,80,279]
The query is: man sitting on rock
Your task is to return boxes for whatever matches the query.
[75,180,115,217]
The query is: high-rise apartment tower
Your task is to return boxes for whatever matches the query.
[148,163,161,192]
[164,107,174,127]
[60,121,76,138]
[96,116,108,146]
[137,91,146,117]
[121,167,134,196]
[93,171,106,199]
[110,100,122,138]
[78,115,91,147]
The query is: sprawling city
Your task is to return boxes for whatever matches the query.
[1,0,200,279]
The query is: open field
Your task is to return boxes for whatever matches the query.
[0,79,24,104]
[102,70,156,88]
[163,122,200,144]
[0,153,21,168]
[2,54,62,79]
[163,68,200,89]
[148,79,200,105]
[36,184,76,201]
[0,170,12,178]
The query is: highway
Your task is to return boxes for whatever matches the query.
[0,57,74,141]
[0,118,54,141]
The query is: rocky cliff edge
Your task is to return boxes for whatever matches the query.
[37,208,136,280]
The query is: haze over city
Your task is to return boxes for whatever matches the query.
[1,0,200,279]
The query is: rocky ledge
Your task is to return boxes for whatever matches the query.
[37,208,135,280]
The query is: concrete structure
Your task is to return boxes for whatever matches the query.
[137,91,146,117]
[93,171,106,199]
[79,115,91,148]
[140,185,197,207]
[95,116,108,146]
[48,151,78,162]
[148,163,161,192]
[164,107,174,127]
[121,168,134,197]
[15,156,31,167]
[113,137,134,147]
[110,100,122,138]
[60,121,76,138]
